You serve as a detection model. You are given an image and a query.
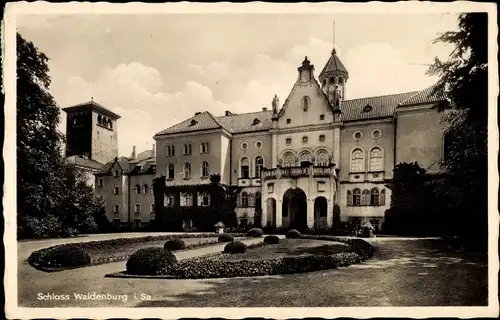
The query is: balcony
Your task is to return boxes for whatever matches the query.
[262,165,337,181]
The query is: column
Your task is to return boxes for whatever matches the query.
[276,199,283,227]
[333,127,341,167]
[326,199,333,228]
[271,133,278,168]
[307,199,315,229]
[261,198,267,227]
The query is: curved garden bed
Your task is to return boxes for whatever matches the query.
[108,235,375,279]
[28,232,247,272]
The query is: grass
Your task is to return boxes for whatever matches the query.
[221,238,351,261]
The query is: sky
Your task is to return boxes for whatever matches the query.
[17,12,459,157]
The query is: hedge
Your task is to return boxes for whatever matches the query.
[164,238,186,251]
[264,235,280,245]
[161,237,375,278]
[218,234,234,242]
[224,241,248,254]
[285,229,302,239]
[126,247,178,275]
[28,244,91,271]
[246,228,264,238]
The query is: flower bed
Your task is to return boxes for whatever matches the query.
[157,237,375,279]
[28,233,246,272]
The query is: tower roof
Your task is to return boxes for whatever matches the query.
[62,100,121,120]
[319,49,349,79]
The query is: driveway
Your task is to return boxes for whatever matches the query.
[17,235,488,307]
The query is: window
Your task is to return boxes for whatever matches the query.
[136,184,141,195]
[165,194,175,207]
[183,162,191,179]
[181,192,193,207]
[254,156,264,178]
[369,147,383,171]
[135,203,141,213]
[97,178,104,187]
[316,152,329,166]
[241,142,248,150]
[150,203,155,213]
[240,157,250,178]
[301,96,310,111]
[241,192,249,207]
[380,189,386,206]
[201,161,210,178]
[353,131,363,141]
[299,151,312,165]
[370,188,380,206]
[320,114,325,120]
[255,192,262,210]
[319,134,326,142]
[302,136,308,144]
[252,118,261,125]
[113,205,119,213]
[97,115,102,125]
[285,138,292,145]
[114,170,119,178]
[268,183,274,193]
[351,149,364,172]
[255,141,262,148]
[201,142,210,154]
[286,118,291,124]
[166,145,175,157]
[113,186,119,195]
[283,152,296,167]
[363,104,373,112]
[168,164,175,179]
[183,144,192,155]
[352,189,361,206]
[248,193,255,207]
[143,184,149,195]
[199,192,210,206]
[372,129,381,139]
[362,189,370,206]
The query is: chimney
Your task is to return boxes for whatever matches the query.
[152,143,156,156]
[131,146,136,159]
[262,107,268,111]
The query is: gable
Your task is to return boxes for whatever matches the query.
[277,80,333,128]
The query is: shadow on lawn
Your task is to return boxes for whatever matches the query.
[135,239,488,308]
[281,244,351,256]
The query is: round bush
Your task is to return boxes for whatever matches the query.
[264,235,280,245]
[285,229,302,239]
[126,247,178,275]
[218,234,234,242]
[163,238,186,251]
[29,244,91,269]
[224,241,248,254]
[246,228,264,238]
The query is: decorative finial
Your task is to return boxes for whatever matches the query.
[91,96,94,101]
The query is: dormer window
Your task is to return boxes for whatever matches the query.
[286,118,291,124]
[252,118,261,125]
[363,104,373,112]
[190,119,198,126]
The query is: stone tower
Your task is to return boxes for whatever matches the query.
[318,47,349,108]
[62,100,120,164]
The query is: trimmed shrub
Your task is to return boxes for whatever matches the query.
[285,229,302,239]
[224,241,247,254]
[163,238,186,251]
[246,228,264,238]
[126,247,178,275]
[218,234,234,242]
[28,244,91,269]
[264,235,280,244]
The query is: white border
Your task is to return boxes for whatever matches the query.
[3,1,499,319]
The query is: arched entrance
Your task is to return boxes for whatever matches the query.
[314,197,328,229]
[282,188,307,231]
[266,198,276,227]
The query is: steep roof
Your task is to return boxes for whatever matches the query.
[128,156,156,175]
[319,50,349,79]
[66,155,103,171]
[62,100,121,120]
[216,110,274,133]
[398,85,447,106]
[95,156,132,175]
[340,91,420,122]
[154,111,222,136]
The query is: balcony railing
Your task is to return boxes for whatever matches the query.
[262,165,336,180]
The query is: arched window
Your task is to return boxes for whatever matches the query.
[241,192,249,207]
[301,96,310,111]
[369,147,383,171]
[352,189,361,206]
[254,156,264,178]
[299,151,312,165]
[183,162,191,179]
[283,152,296,167]
[351,149,364,172]
[248,193,255,207]
[108,119,113,129]
[370,188,380,206]
[240,157,250,178]
[199,191,210,206]
[181,192,193,207]
[165,193,175,207]
[136,184,141,195]
[201,161,209,178]
[97,115,102,125]
[143,184,149,195]
[361,189,370,206]
[380,189,386,206]
[316,151,329,166]
[168,164,175,179]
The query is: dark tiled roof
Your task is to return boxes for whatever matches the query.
[154,111,222,136]
[95,156,132,175]
[66,155,103,170]
[399,85,447,106]
[216,110,274,133]
[341,91,420,122]
[129,156,156,175]
[62,100,121,120]
[319,52,349,79]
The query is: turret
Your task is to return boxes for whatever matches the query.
[319,47,349,108]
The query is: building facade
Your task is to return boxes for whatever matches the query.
[153,48,448,231]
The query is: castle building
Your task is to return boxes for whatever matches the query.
[153,48,448,232]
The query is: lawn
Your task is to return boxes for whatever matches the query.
[222,238,352,261]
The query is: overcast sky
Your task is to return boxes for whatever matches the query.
[17,13,459,157]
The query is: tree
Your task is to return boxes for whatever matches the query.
[426,13,488,243]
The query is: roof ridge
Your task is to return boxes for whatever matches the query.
[205,111,224,128]
[345,90,421,103]
[216,109,272,118]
